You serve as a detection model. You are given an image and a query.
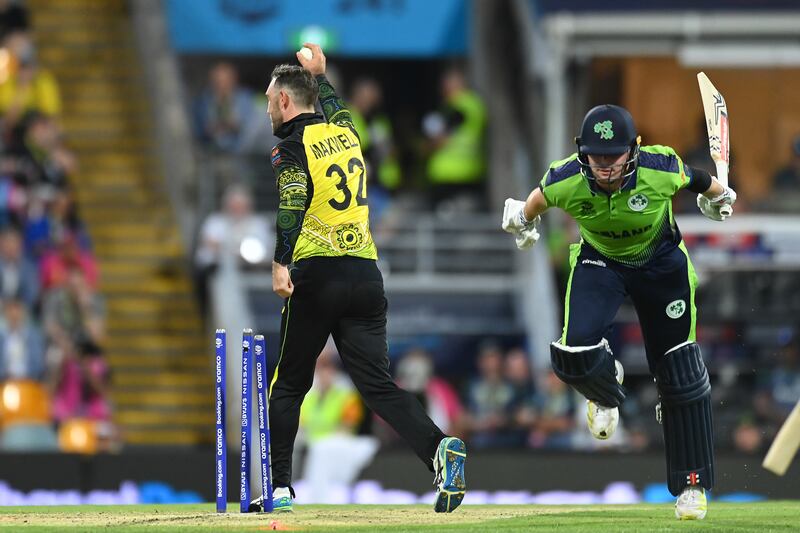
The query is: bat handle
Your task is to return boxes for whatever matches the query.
[714,162,732,217]
[715,162,729,188]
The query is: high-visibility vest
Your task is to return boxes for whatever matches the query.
[299,385,362,443]
[351,109,402,190]
[427,89,486,185]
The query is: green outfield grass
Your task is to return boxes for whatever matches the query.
[0,502,798,532]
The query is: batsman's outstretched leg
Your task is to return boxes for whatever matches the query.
[655,342,714,520]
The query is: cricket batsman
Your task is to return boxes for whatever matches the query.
[252,44,466,513]
[502,105,736,520]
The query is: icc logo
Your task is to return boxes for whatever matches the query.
[255,345,262,355]
[215,338,222,348]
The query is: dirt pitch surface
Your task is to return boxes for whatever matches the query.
[0,502,799,532]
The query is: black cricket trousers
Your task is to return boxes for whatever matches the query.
[268,256,445,490]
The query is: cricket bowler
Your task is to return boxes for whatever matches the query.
[502,105,737,520]
[251,44,466,513]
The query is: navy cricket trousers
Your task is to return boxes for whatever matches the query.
[561,241,698,372]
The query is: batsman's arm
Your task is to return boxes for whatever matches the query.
[685,165,737,221]
[683,165,734,199]
[502,187,548,250]
[699,176,727,198]
[523,186,550,221]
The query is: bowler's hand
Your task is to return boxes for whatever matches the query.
[296,43,326,77]
[272,261,294,298]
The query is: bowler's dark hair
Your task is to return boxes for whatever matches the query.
[271,64,318,108]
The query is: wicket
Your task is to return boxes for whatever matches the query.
[215,328,274,513]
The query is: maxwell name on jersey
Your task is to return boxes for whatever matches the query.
[309,131,360,160]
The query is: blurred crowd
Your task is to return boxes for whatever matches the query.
[289,336,800,458]
[0,2,114,454]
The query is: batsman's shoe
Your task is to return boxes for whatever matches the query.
[433,437,467,513]
[250,487,293,513]
[675,487,707,520]
[587,360,624,440]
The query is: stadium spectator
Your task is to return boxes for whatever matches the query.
[0,297,45,381]
[238,91,280,155]
[528,370,575,449]
[0,31,61,130]
[504,347,538,446]
[462,342,516,448]
[194,183,272,312]
[770,135,800,190]
[39,234,98,290]
[732,417,763,454]
[349,77,399,223]
[422,67,486,212]
[0,226,39,308]
[754,336,800,439]
[51,339,111,424]
[0,172,25,227]
[0,1,28,42]
[25,188,91,260]
[6,112,77,191]
[395,348,464,437]
[193,61,254,153]
[43,267,105,352]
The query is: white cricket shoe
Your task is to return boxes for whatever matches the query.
[586,360,624,440]
[675,487,707,520]
[249,486,292,513]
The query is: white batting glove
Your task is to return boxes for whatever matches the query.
[502,198,541,250]
[696,186,737,221]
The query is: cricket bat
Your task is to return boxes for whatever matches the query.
[696,72,732,217]
[763,400,800,476]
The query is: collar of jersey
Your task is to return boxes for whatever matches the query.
[587,169,638,196]
[275,112,324,139]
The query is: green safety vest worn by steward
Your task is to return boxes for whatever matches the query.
[351,109,402,190]
[299,385,360,443]
[539,145,692,267]
[427,89,486,185]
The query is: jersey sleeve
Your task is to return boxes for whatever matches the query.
[672,152,693,193]
[538,171,554,208]
[537,156,581,209]
[315,74,357,133]
[272,141,309,265]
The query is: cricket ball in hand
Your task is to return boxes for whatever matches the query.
[298,47,313,61]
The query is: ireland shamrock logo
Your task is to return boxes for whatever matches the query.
[666,299,686,319]
[593,120,614,140]
[627,193,648,212]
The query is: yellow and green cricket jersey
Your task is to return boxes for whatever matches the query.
[272,76,377,265]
